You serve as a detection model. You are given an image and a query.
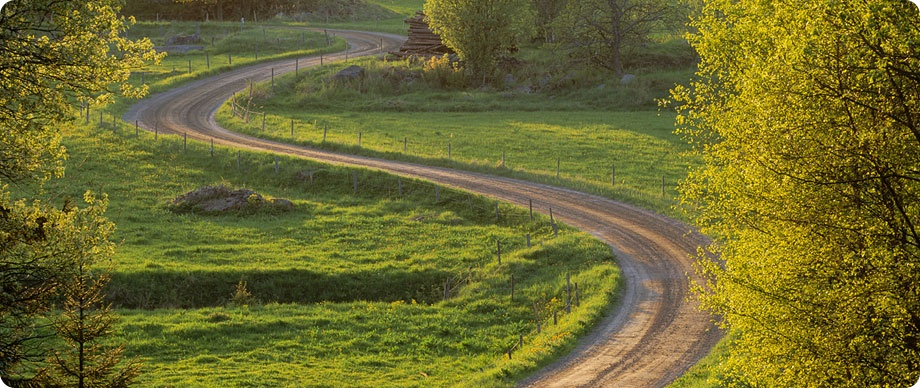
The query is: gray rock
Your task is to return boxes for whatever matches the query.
[620,74,637,85]
[333,65,365,81]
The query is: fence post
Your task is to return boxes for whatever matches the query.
[206,52,210,69]
[275,156,279,174]
[612,163,616,186]
[188,59,191,74]
[661,176,666,196]
[448,142,451,160]
[323,124,328,143]
[526,234,531,248]
[261,112,266,131]
[358,132,362,146]
[497,240,501,264]
[529,199,533,221]
[291,119,294,137]
[228,53,232,65]
[435,186,440,202]
[135,120,139,137]
[295,58,299,76]
[403,137,407,153]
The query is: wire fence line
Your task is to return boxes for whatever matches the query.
[92,115,592,362]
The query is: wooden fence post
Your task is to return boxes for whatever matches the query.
[497,240,501,264]
[612,163,616,186]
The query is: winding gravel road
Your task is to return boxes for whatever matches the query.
[124,29,721,387]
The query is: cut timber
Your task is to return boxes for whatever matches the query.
[390,11,453,58]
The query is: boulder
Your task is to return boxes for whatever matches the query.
[333,65,365,82]
[170,185,293,214]
[620,74,637,85]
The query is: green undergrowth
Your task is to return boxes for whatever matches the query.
[46,119,620,386]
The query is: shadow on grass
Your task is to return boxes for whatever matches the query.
[107,268,452,309]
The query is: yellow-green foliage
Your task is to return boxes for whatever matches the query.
[673,0,920,386]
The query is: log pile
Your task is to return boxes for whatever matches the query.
[391,11,453,58]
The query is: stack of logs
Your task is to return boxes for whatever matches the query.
[391,11,453,58]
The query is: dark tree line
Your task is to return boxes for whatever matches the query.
[123,0,367,22]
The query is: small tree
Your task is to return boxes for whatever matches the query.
[32,194,141,388]
[424,0,535,85]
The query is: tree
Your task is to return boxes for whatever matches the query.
[554,0,677,76]
[29,194,141,388]
[531,0,567,43]
[0,0,159,382]
[424,0,535,84]
[672,0,920,385]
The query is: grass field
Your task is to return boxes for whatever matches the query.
[26,0,713,385]
[50,118,620,386]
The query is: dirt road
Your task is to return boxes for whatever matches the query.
[124,29,721,387]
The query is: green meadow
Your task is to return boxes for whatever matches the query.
[35,0,709,384]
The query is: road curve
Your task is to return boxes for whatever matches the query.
[124,29,721,387]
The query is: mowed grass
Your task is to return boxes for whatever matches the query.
[52,116,619,386]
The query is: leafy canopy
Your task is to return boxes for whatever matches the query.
[423,0,534,83]
[0,0,159,382]
[673,0,920,386]
[0,0,160,185]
